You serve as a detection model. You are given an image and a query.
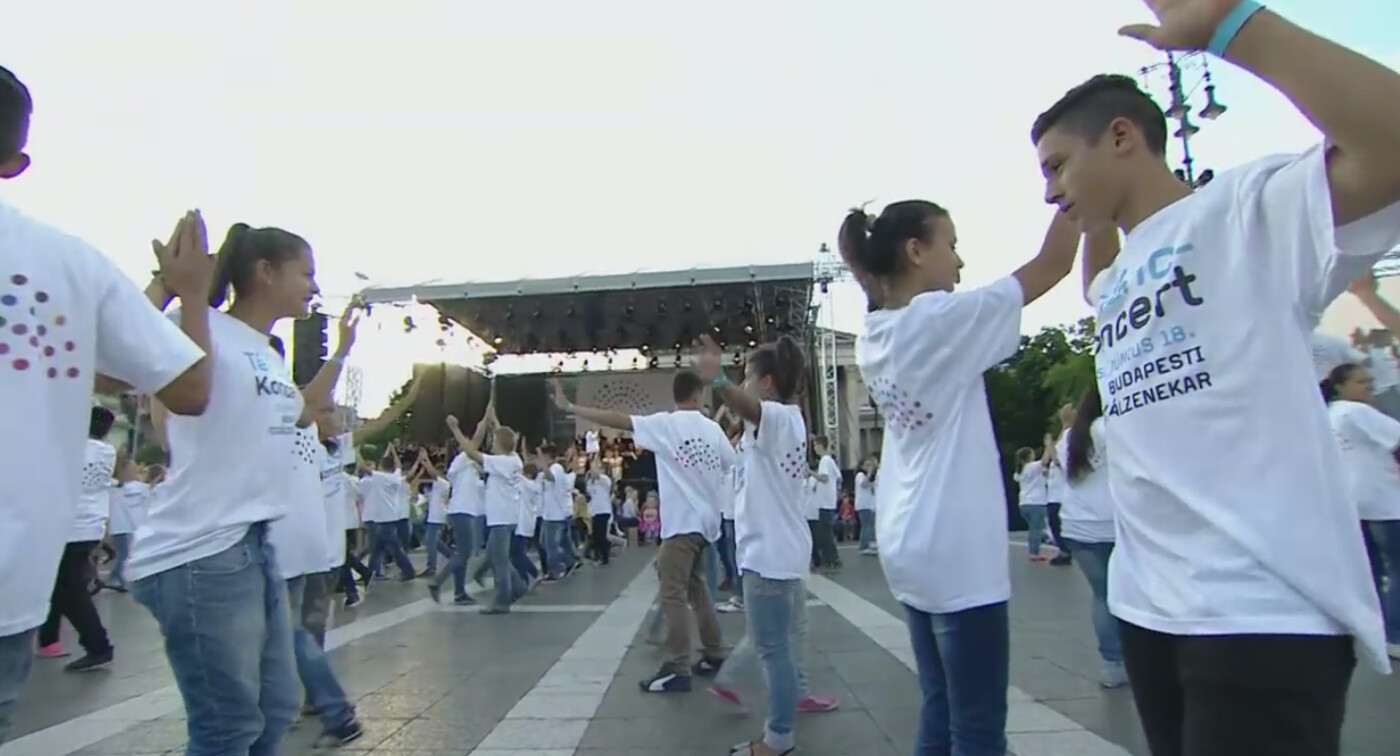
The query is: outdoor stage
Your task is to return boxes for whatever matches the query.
[357,263,820,447]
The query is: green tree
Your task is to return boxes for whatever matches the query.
[357,376,416,455]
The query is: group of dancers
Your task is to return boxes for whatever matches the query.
[5,3,1400,756]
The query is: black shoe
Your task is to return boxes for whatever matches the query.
[320,717,364,746]
[1050,554,1073,566]
[639,666,693,693]
[453,593,477,605]
[64,652,113,672]
[692,656,725,677]
[419,569,436,579]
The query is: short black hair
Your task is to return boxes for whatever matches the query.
[90,405,116,439]
[672,370,704,403]
[1031,74,1168,156]
[0,66,32,163]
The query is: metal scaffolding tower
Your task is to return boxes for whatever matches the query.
[813,243,850,444]
[342,365,364,414]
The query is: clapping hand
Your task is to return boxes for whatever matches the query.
[697,334,723,381]
[153,211,214,301]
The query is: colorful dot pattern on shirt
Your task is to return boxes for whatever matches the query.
[868,376,933,432]
[293,428,319,467]
[778,441,809,481]
[675,437,723,472]
[1,273,78,378]
[80,460,110,491]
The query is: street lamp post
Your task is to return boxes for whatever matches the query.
[1139,51,1228,188]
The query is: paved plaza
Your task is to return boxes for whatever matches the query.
[2,540,1396,756]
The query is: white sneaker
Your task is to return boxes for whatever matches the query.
[1099,661,1129,689]
[716,597,744,614]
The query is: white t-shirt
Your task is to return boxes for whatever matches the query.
[815,455,841,511]
[127,309,301,584]
[1045,454,1068,504]
[1087,146,1399,672]
[269,426,332,579]
[854,471,877,511]
[483,453,524,527]
[632,409,736,542]
[1329,400,1400,521]
[734,401,811,580]
[1368,347,1399,392]
[1056,420,1115,544]
[359,471,406,523]
[342,473,361,530]
[0,200,205,636]
[1014,462,1047,507]
[1311,331,1365,381]
[109,480,151,536]
[426,476,449,524]
[802,476,820,521]
[586,474,614,517]
[72,439,116,542]
[446,453,485,516]
[318,433,355,568]
[585,430,600,455]
[858,276,1020,614]
[719,467,738,520]
[517,475,542,536]
[622,494,641,521]
[542,463,575,521]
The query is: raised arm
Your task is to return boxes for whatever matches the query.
[1348,272,1400,337]
[445,407,492,464]
[297,302,362,427]
[1121,3,1400,225]
[353,375,422,443]
[550,376,634,431]
[1013,210,1083,306]
[697,334,763,425]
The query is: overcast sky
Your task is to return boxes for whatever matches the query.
[3,0,1395,413]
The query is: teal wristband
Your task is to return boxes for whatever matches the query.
[711,376,728,390]
[1206,0,1264,58]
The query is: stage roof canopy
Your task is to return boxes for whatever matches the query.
[359,263,816,357]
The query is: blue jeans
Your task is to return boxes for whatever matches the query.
[367,521,414,578]
[1064,539,1122,663]
[511,535,539,581]
[743,571,801,752]
[422,521,452,573]
[717,578,809,696]
[542,520,575,578]
[286,576,355,732]
[857,510,876,551]
[132,524,299,756]
[484,525,526,609]
[904,600,1009,756]
[1020,505,1047,558]
[0,628,36,747]
[110,532,133,588]
[1363,519,1400,643]
[719,519,739,590]
[434,514,482,596]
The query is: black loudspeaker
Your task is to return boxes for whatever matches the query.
[407,364,492,448]
[408,365,447,445]
[292,313,329,387]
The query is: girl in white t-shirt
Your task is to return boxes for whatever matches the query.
[853,456,879,555]
[840,201,1080,756]
[698,333,815,756]
[1323,363,1400,655]
[1013,449,1049,562]
[132,223,362,750]
[1058,385,1127,688]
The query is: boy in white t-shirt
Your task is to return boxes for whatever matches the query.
[809,437,842,571]
[0,65,214,747]
[1032,5,1400,752]
[552,370,735,694]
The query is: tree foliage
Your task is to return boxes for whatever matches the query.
[986,317,1097,526]
[356,379,416,457]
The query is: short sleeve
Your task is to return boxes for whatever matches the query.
[483,454,520,477]
[93,260,205,395]
[920,276,1024,374]
[754,401,804,455]
[1349,405,1400,452]
[630,413,672,455]
[1250,145,1400,319]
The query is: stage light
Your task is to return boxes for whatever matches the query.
[744,324,754,334]
[492,335,504,345]
[631,356,640,368]
[732,353,743,366]
[504,305,514,322]
[682,300,693,312]
[581,358,589,371]
[747,339,757,348]
[648,356,660,369]
[640,343,651,353]
[566,303,577,318]
[743,297,755,312]
[532,306,543,319]
[673,355,682,369]
[711,297,724,313]
[657,301,668,317]
[624,301,636,319]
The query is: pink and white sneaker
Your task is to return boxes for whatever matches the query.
[797,695,839,713]
[36,643,67,658]
[710,684,744,707]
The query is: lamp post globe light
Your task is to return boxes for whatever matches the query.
[1139,51,1227,189]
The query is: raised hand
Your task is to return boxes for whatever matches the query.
[337,301,362,355]
[550,376,570,408]
[1118,0,1249,51]
[445,414,460,430]
[154,210,215,301]
[697,333,723,380]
